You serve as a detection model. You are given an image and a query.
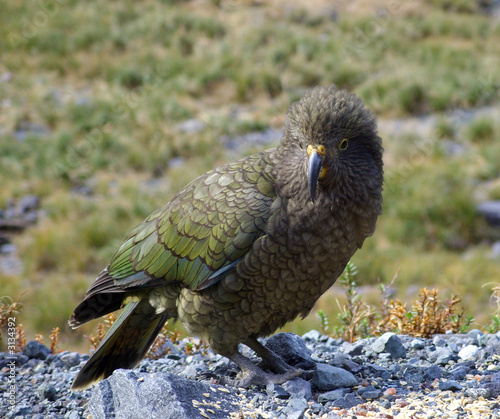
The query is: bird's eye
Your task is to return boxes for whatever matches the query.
[339,138,348,150]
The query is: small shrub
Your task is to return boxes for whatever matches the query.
[332,262,375,342]
[0,295,23,331]
[322,263,474,342]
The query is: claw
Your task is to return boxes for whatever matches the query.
[220,367,303,388]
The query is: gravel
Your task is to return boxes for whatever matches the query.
[2,330,500,418]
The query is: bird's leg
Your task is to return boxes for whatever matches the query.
[243,336,297,374]
[220,351,302,388]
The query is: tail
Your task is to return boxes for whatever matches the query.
[71,297,169,390]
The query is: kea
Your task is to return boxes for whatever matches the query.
[69,85,383,389]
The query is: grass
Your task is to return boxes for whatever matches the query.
[0,0,499,351]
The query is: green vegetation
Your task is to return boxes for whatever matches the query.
[1,0,499,351]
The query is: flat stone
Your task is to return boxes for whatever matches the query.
[358,385,382,400]
[318,388,350,403]
[333,393,363,409]
[438,380,463,392]
[89,370,239,419]
[311,363,357,391]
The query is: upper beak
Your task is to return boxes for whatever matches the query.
[308,149,324,204]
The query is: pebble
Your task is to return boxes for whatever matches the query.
[2,331,500,418]
[371,332,407,359]
[311,363,357,390]
[459,344,480,361]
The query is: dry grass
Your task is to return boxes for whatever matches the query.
[322,263,474,342]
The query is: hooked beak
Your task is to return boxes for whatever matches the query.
[308,146,325,204]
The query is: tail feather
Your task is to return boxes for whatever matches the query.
[69,268,123,328]
[71,297,169,390]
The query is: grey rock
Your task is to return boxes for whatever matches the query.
[478,201,500,226]
[89,370,239,419]
[8,353,29,365]
[423,365,443,381]
[428,347,453,365]
[482,334,500,347]
[449,365,468,381]
[340,341,364,356]
[180,364,199,379]
[301,330,322,341]
[403,366,424,383]
[458,344,480,361]
[265,333,315,370]
[281,397,308,419]
[466,387,491,399]
[333,393,362,409]
[379,399,392,409]
[311,364,357,391]
[23,341,51,360]
[467,329,484,345]
[433,336,447,347]
[371,333,407,359]
[410,339,426,350]
[318,388,350,403]
[439,380,463,392]
[282,377,312,400]
[333,353,362,373]
[366,363,391,380]
[357,385,382,400]
[484,371,500,398]
[6,404,33,418]
[59,352,81,367]
[38,382,57,401]
[266,383,289,399]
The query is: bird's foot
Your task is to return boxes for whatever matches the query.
[221,350,302,387]
[220,366,303,388]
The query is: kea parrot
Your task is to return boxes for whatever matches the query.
[69,85,383,389]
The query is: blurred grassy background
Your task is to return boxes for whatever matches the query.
[1,0,500,351]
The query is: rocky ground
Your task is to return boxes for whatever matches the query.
[1,330,500,418]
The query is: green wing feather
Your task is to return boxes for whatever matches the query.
[108,151,276,291]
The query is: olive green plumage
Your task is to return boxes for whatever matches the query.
[69,85,384,389]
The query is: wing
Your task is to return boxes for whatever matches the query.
[107,150,276,291]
